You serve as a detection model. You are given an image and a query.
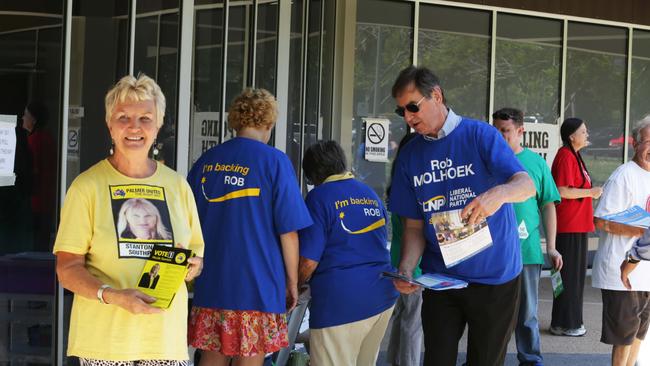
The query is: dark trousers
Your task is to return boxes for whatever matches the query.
[552,232,588,329]
[421,275,521,366]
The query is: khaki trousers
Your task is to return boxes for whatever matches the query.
[310,305,394,366]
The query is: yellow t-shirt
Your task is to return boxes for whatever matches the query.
[53,159,204,361]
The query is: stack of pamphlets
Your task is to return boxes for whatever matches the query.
[381,271,468,291]
[597,205,650,228]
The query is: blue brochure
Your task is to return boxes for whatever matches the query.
[381,271,468,291]
[599,205,650,229]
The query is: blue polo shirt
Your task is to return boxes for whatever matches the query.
[188,137,313,313]
[299,174,398,328]
[389,118,524,285]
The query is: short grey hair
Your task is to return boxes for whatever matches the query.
[633,115,650,143]
[105,74,166,128]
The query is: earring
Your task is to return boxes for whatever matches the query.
[109,140,114,155]
[152,139,159,157]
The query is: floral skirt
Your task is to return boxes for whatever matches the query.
[188,307,288,357]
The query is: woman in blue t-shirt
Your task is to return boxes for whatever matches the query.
[188,89,312,366]
[298,140,398,366]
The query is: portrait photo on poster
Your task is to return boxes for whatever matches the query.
[109,184,175,259]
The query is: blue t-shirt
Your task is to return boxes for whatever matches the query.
[299,176,398,329]
[188,137,313,313]
[389,118,524,285]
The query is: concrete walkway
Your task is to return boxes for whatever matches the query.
[377,274,650,365]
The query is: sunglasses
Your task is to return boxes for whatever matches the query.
[395,96,426,117]
[492,111,516,121]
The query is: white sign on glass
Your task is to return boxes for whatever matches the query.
[191,112,220,164]
[363,118,389,162]
[522,122,559,167]
[0,115,17,186]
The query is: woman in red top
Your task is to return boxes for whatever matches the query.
[550,118,603,337]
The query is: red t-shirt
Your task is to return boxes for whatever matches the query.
[551,146,594,233]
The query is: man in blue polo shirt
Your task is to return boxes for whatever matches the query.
[389,65,535,366]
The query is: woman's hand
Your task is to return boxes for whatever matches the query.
[590,186,603,199]
[103,288,163,314]
[547,249,563,271]
[186,256,203,281]
[286,284,298,312]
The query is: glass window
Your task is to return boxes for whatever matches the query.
[495,14,562,125]
[418,5,491,121]
[302,0,324,174]
[134,0,181,168]
[255,1,278,93]
[0,2,63,363]
[565,22,627,186]
[285,0,305,173]
[630,29,650,159]
[222,3,248,142]
[283,0,335,185]
[190,0,224,165]
[353,0,413,198]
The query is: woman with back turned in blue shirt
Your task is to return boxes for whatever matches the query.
[298,140,398,366]
[187,88,313,366]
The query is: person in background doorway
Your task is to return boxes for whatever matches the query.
[493,107,563,366]
[593,117,650,366]
[22,101,57,251]
[385,132,423,366]
[298,140,397,366]
[187,88,312,366]
[550,117,602,337]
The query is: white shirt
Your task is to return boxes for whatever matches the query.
[423,108,462,141]
[592,161,650,291]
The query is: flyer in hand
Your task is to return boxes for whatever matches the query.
[381,271,468,291]
[550,269,564,298]
[597,205,650,229]
[428,208,493,267]
[137,245,192,309]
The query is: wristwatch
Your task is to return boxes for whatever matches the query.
[626,252,641,264]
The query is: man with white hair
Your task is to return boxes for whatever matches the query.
[592,117,650,366]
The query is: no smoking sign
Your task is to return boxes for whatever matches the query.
[363,118,389,162]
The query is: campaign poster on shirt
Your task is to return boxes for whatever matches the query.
[109,184,175,259]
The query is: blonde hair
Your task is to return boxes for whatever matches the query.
[105,74,166,128]
[227,88,278,131]
[117,198,171,240]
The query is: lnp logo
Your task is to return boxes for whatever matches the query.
[422,195,446,212]
[113,189,126,198]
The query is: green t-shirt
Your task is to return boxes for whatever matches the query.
[514,148,561,264]
[390,213,422,278]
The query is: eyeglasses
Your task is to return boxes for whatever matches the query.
[395,96,426,117]
[492,111,516,121]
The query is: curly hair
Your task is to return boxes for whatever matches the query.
[105,74,166,128]
[227,88,278,131]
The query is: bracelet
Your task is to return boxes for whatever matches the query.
[97,284,111,304]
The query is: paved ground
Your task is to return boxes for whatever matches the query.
[376,273,650,365]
